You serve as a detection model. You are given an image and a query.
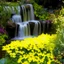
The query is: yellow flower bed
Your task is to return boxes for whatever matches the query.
[2,34,61,64]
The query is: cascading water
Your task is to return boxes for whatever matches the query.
[11,15,22,23]
[11,3,41,40]
[3,3,51,40]
[21,4,34,21]
[26,4,34,20]
[29,20,41,36]
[11,15,30,40]
[16,22,30,37]
[21,5,27,21]
[21,4,41,36]
[27,4,41,35]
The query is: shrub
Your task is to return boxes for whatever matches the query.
[0,34,8,46]
[0,2,19,27]
[0,26,8,46]
[60,7,64,16]
[2,34,61,64]
[33,3,49,21]
[53,16,64,63]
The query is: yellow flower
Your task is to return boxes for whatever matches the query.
[2,33,60,64]
[7,50,12,54]
[22,61,29,64]
[47,58,51,64]
[9,53,16,58]
[17,56,22,63]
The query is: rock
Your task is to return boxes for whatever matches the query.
[6,21,16,39]
[40,20,53,34]
[29,22,35,35]
[40,21,47,34]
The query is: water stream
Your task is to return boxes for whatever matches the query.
[21,4,41,36]
[11,4,41,40]
[11,15,30,40]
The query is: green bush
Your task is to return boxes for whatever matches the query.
[0,2,19,27]
[33,3,49,21]
[0,34,8,46]
[53,16,64,63]
[0,6,11,27]
[60,7,64,16]
[2,34,61,64]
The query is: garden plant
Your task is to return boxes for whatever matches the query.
[2,34,60,64]
[0,1,64,64]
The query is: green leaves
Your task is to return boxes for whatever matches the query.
[0,34,8,45]
[53,16,64,63]
[0,3,19,27]
[33,3,49,21]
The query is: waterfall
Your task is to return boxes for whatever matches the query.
[11,15,22,23]
[11,4,42,40]
[11,15,30,40]
[26,4,34,20]
[21,4,41,36]
[17,23,24,37]
[21,4,34,21]
[21,5,27,21]
[2,3,51,40]
[11,15,22,37]
[16,22,30,37]
[29,20,41,36]
[25,4,41,35]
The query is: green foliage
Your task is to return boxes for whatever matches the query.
[53,16,64,63]
[33,3,49,20]
[0,3,19,27]
[60,7,64,16]
[0,0,6,4]
[48,13,56,21]
[4,56,18,64]
[2,34,60,64]
[0,6,11,27]
[4,2,19,6]
[0,33,8,45]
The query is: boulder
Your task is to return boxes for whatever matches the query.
[6,21,16,39]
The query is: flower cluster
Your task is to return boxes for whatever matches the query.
[2,34,61,64]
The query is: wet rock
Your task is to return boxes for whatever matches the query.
[6,21,16,39]
[40,20,52,34]
[40,21,47,34]
[29,22,35,35]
